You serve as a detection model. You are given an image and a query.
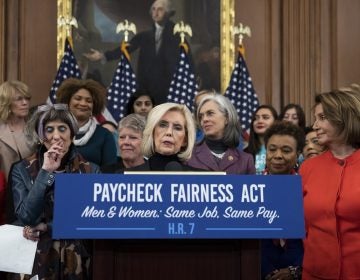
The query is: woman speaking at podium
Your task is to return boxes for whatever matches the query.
[127,102,196,172]
[94,102,260,279]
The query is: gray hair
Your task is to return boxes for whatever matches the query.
[196,94,241,148]
[26,104,78,145]
[142,103,196,161]
[150,0,174,15]
[118,113,146,134]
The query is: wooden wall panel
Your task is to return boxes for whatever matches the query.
[280,0,321,123]
[0,0,4,82]
[235,0,360,125]
[319,0,334,92]
[235,0,270,106]
[5,0,20,80]
[3,0,56,106]
[336,0,360,87]
[20,0,57,106]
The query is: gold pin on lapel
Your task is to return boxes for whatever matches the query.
[228,155,234,161]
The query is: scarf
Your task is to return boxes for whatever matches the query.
[74,118,97,146]
[25,145,92,181]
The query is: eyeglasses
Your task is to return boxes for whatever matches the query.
[36,104,68,113]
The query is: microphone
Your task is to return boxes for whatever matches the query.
[164,161,183,172]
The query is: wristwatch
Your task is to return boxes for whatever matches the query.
[288,266,301,280]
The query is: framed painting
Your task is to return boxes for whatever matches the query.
[57,0,234,94]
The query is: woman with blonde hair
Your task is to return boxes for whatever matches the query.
[128,102,196,171]
[0,80,35,180]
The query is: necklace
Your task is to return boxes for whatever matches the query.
[210,151,225,159]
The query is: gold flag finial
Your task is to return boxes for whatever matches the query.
[231,23,251,46]
[58,16,78,38]
[116,20,137,43]
[173,21,192,44]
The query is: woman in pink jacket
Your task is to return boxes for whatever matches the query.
[300,85,360,279]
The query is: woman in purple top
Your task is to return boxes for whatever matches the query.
[187,94,255,174]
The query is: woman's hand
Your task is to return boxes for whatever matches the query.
[23,223,47,242]
[83,49,104,61]
[269,268,292,280]
[42,141,65,172]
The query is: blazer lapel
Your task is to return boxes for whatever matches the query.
[219,149,239,171]
[194,142,219,171]
[0,123,17,152]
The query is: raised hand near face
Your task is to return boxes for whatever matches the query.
[42,141,65,172]
[41,120,73,173]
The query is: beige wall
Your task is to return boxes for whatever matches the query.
[235,0,360,123]
[0,0,57,106]
[0,0,359,124]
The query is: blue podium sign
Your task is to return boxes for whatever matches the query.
[53,174,304,239]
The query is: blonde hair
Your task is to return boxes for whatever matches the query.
[0,80,30,121]
[141,103,195,161]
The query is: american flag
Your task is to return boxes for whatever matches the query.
[167,44,198,110]
[225,49,259,133]
[48,37,81,104]
[106,45,137,123]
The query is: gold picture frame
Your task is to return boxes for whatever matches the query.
[57,0,234,93]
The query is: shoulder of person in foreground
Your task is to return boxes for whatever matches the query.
[95,125,118,165]
[299,150,330,176]
[235,148,256,174]
[101,157,123,174]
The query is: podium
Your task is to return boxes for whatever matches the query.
[93,239,259,280]
[53,174,304,280]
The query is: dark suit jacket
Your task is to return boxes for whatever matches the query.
[126,153,200,172]
[105,20,180,104]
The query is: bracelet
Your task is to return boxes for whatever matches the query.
[288,266,301,280]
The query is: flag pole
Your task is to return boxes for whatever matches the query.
[167,22,198,109]
[224,22,259,137]
[104,20,138,123]
[57,15,78,65]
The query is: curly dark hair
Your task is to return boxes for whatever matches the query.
[264,120,305,153]
[56,78,106,116]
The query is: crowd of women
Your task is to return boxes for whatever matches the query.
[0,77,359,280]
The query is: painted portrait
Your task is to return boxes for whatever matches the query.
[71,0,221,101]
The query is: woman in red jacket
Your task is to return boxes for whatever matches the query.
[299,85,360,279]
